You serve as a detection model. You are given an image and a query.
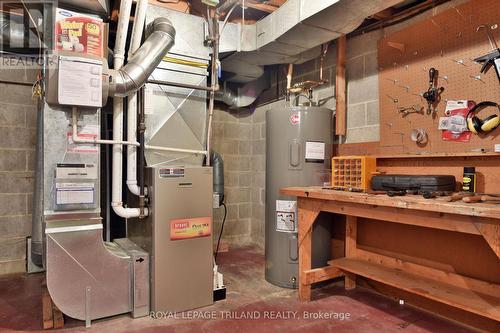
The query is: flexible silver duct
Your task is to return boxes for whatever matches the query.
[108,17,176,97]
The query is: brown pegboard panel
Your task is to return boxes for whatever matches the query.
[378,0,500,155]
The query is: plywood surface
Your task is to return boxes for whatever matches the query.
[378,0,500,155]
[282,186,500,219]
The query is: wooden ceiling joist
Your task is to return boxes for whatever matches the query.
[244,0,279,13]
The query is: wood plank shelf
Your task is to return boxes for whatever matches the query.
[374,152,500,159]
[329,257,500,322]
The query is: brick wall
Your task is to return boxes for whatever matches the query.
[0,82,37,275]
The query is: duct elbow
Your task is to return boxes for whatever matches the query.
[215,88,257,109]
[109,17,176,97]
[216,74,270,109]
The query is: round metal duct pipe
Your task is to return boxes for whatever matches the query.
[108,17,176,97]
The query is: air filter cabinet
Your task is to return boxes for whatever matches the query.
[265,105,334,288]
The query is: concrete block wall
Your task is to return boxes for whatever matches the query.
[211,108,254,246]
[344,31,383,143]
[249,104,267,246]
[0,82,37,275]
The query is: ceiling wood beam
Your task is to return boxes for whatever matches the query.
[371,8,395,20]
[265,0,287,6]
[244,0,279,13]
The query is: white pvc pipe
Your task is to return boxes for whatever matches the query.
[127,0,149,196]
[112,0,142,219]
[72,108,140,146]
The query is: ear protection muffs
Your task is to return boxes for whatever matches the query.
[467,101,500,134]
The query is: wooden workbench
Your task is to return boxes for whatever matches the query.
[280,187,500,323]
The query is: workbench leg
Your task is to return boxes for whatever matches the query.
[474,221,500,259]
[344,215,357,290]
[298,199,320,302]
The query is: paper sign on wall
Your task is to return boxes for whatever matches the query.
[276,200,297,233]
[58,56,103,107]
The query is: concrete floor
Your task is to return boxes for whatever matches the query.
[0,246,475,333]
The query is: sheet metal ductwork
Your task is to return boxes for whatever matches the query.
[215,73,269,108]
[220,0,402,74]
[217,0,403,101]
[108,17,176,97]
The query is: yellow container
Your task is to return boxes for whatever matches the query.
[331,156,377,192]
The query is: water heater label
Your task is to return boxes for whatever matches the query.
[305,141,325,163]
[170,217,211,240]
[276,200,297,233]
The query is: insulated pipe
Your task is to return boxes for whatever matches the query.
[127,0,148,197]
[108,17,176,98]
[112,0,143,219]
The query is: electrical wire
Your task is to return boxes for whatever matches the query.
[214,202,227,262]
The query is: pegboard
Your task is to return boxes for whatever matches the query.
[378,0,500,155]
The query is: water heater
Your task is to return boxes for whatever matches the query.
[265,105,333,288]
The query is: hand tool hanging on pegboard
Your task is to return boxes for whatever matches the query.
[474,25,500,83]
[422,68,445,115]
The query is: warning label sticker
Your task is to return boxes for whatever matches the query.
[276,200,297,233]
[305,141,325,163]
